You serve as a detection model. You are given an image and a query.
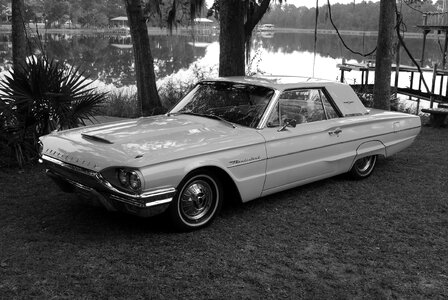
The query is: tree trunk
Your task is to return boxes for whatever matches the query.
[244,0,271,36]
[218,0,272,77]
[12,0,27,70]
[373,0,395,110]
[219,0,245,76]
[125,0,163,116]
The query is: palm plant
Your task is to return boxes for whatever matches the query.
[0,56,107,167]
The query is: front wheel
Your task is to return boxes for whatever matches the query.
[169,172,222,231]
[349,155,377,179]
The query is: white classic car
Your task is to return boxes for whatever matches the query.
[39,76,421,230]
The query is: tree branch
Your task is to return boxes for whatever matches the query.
[244,0,271,37]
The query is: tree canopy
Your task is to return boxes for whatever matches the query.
[260,1,437,32]
[1,0,442,31]
[0,0,125,27]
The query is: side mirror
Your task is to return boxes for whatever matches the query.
[278,118,297,131]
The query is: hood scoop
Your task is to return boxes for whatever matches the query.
[81,133,114,144]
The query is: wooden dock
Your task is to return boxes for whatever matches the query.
[338,7,448,113]
[337,61,448,110]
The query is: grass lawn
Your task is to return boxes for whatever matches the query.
[0,126,447,299]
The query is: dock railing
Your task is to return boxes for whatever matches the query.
[422,12,448,27]
[337,61,448,113]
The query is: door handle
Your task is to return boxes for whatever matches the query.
[328,128,342,136]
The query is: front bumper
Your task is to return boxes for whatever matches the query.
[40,155,176,217]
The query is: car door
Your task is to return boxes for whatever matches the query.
[258,88,350,195]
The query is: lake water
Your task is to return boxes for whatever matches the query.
[0,30,444,108]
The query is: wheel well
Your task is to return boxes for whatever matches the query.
[355,141,386,159]
[185,166,242,204]
[350,141,386,168]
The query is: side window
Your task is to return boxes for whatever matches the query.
[320,91,339,119]
[266,88,340,127]
[306,90,325,122]
[273,89,326,125]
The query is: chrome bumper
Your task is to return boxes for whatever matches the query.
[41,155,176,217]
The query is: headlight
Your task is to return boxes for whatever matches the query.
[128,171,141,190]
[116,168,142,191]
[118,169,128,186]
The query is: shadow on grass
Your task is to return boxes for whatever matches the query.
[219,155,391,219]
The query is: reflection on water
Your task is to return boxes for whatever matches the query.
[0,31,445,92]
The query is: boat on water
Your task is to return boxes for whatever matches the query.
[258,24,275,31]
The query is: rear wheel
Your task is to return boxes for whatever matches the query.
[169,171,222,231]
[349,155,377,179]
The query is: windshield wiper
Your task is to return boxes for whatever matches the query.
[172,111,236,128]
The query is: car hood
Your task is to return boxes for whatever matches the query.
[40,114,265,171]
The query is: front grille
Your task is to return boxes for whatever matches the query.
[43,156,147,208]
[44,157,105,192]
[42,155,173,211]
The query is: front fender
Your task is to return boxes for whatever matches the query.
[139,144,267,202]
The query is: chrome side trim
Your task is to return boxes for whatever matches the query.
[145,198,173,207]
[141,188,176,199]
[227,157,265,168]
[42,155,97,176]
[264,126,421,160]
[110,194,173,208]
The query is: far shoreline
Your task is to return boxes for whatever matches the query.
[0,24,434,39]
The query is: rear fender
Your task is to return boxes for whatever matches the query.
[350,140,386,169]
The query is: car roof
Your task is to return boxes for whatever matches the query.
[207,75,342,91]
[203,75,368,117]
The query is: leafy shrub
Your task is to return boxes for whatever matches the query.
[158,77,195,109]
[158,62,214,109]
[98,91,140,118]
[246,48,265,76]
[356,92,374,108]
[391,98,417,114]
[101,82,190,118]
[99,62,216,118]
[356,91,418,115]
[0,56,107,167]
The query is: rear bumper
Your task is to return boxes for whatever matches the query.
[41,155,176,217]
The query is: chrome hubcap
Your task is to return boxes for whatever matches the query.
[180,180,214,221]
[356,156,374,173]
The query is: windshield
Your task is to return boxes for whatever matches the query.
[169,81,275,128]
